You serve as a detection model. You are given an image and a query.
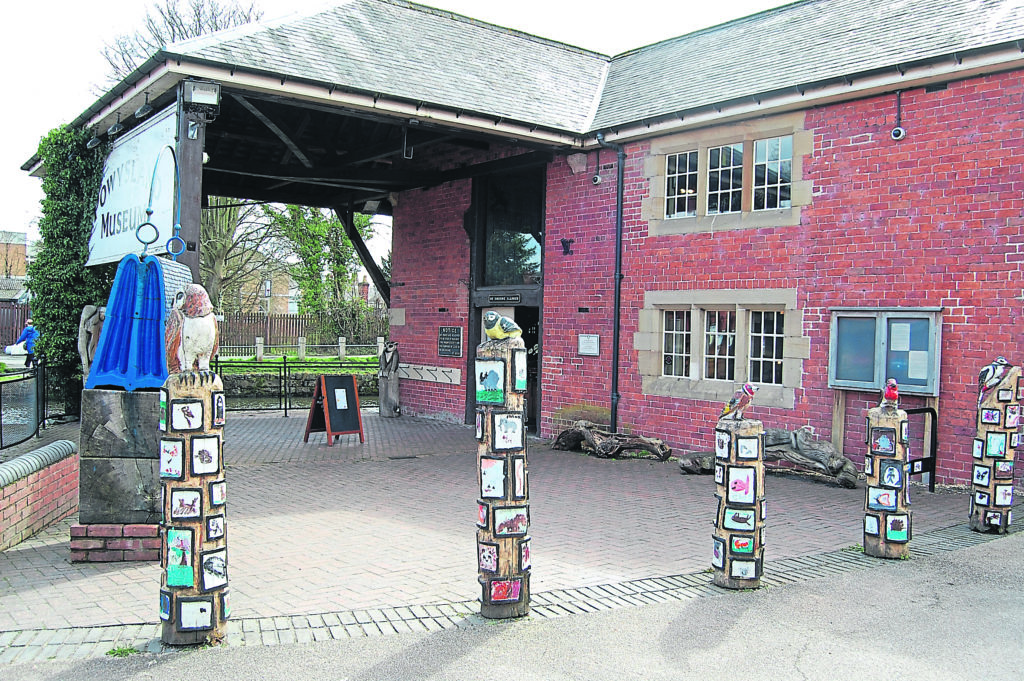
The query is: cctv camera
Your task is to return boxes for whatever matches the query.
[591,174,602,185]
[890,126,907,141]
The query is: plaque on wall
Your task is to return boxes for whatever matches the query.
[438,326,463,358]
[578,334,600,356]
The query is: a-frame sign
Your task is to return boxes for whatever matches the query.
[303,374,365,445]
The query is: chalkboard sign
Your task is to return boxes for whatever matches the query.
[438,326,463,358]
[303,375,365,445]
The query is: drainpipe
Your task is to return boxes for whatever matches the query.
[596,132,625,432]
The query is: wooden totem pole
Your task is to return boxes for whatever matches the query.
[158,284,230,645]
[712,383,765,589]
[475,328,530,618]
[969,357,1019,533]
[863,380,911,559]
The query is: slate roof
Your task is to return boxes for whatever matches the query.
[166,0,609,133]
[161,0,1024,136]
[594,0,1024,130]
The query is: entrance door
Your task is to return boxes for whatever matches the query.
[465,167,545,429]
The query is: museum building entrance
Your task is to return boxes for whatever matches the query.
[466,167,545,431]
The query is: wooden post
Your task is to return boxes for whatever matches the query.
[174,103,205,284]
[159,373,230,645]
[831,389,847,452]
[712,418,765,589]
[968,364,1020,533]
[863,405,911,559]
[475,338,530,618]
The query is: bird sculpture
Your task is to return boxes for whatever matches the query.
[880,377,899,410]
[977,356,1012,407]
[165,283,219,380]
[719,382,758,420]
[483,311,522,343]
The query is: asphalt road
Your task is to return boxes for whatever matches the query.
[3,530,1020,681]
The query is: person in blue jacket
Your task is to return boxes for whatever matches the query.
[16,318,40,368]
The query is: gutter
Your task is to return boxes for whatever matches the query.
[595,132,625,433]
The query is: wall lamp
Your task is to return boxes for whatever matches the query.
[106,114,125,137]
[134,93,154,119]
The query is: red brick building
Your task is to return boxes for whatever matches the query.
[33,0,1024,484]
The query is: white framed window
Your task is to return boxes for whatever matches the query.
[642,289,808,409]
[707,143,744,215]
[703,310,737,380]
[665,151,698,218]
[649,113,809,237]
[749,310,785,385]
[753,136,792,211]
[662,310,691,377]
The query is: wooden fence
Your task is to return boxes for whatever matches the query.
[218,310,389,347]
[0,302,30,347]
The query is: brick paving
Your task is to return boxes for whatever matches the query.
[0,409,1013,664]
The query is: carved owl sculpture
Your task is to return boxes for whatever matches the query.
[165,284,219,376]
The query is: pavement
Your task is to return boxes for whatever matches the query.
[0,409,1021,679]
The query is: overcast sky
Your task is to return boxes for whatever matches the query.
[1,0,790,244]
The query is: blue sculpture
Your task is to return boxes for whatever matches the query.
[85,254,170,391]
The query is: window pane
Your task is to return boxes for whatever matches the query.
[835,317,876,383]
[663,310,691,377]
[752,135,793,213]
[704,310,736,380]
[749,310,784,385]
[707,143,743,215]
[483,170,543,286]
[665,151,698,218]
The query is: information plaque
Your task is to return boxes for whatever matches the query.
[438,326,463,358]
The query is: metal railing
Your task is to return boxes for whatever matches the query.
[210,357,378,416]
[0,362,48,449]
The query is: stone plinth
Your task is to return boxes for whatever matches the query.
[78,389,162,525]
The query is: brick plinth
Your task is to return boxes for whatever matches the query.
[70,523,160,562]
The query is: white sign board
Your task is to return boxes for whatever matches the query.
[88,105,178,266]
[578,334,600,356]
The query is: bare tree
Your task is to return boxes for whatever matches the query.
[200,197,292,314]
[100,0,262,85]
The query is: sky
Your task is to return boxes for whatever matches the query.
[1,0,791,246]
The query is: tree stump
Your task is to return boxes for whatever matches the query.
[551,420,672,461]
[475,339,530,618]
[159,374,230,645]
[968,363,1020,533]
[712,418,765,589]
[863,405,911,559]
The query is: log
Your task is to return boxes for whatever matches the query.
[678,425,858,488]
[551,420,672,461]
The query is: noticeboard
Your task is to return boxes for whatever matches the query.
[438,326,463,358]
[303,375,365,445]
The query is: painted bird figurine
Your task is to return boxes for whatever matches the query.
[880,377,899,410]
[977,356,1012,407]
[165,283,219,380]
[483,311,522,343]
[719,382,758,420]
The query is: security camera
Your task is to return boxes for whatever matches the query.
[591,174,602,185]
[890,126,907,141]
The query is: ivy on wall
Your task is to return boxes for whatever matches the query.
[29,125,115,411]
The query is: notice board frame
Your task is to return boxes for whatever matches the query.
[303,374,365,445]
